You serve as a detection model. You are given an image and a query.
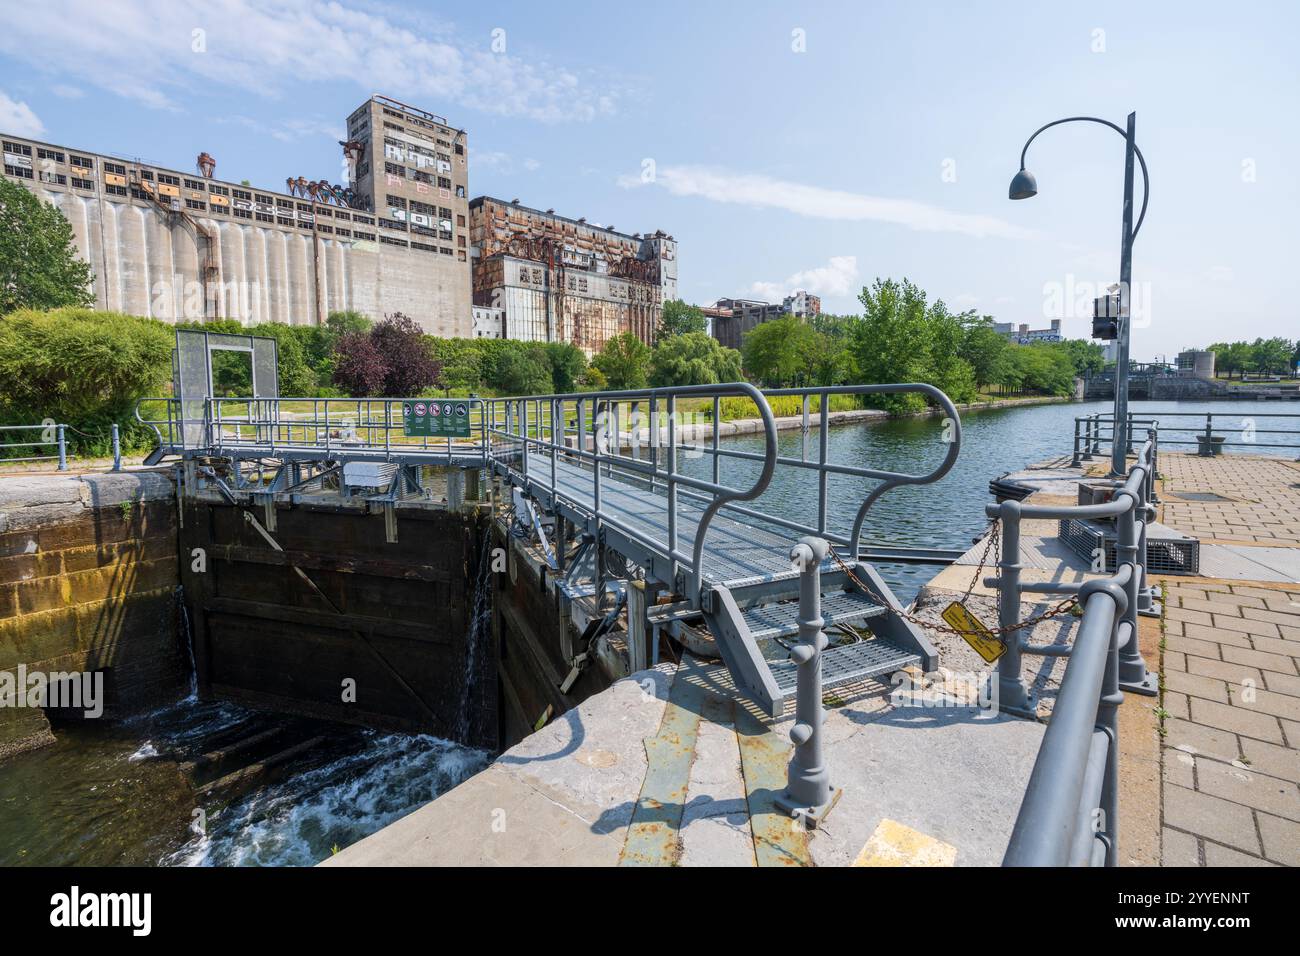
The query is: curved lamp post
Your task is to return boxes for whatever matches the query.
[1010,113,1150,477]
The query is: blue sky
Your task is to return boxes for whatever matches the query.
[0,0,1295,359]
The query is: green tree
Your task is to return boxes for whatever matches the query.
[493,346,552,395]
[1209,341,1250,378]
[544,341,587,393]
[649,331,742,387]
[925,300,977,403]
[0,178,95,313]
[0,309,172,453]
[657,299,707,340]
[850,278,934,410]
[960,317,1010,389]
[741,315,817,387]
[1057,338,1105,377]
[592,331,651,389]
[1249,337,1294,376]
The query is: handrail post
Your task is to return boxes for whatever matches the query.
[1071,417,1082,467]
[1116,486,1157,695]
[111,424,121,472]
[1098,604,1122,866]
[995,499,1038,717]
[56,424,67,471]
[667,393,678,590]
[776,536,835,827]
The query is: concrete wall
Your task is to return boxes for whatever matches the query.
[0,473,186,760]
[28,183,470,336]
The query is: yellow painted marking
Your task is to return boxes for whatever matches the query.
[853,819,957,867]
[942,601,1005,663]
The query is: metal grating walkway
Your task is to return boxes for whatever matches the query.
[769,637,919,693]
[520,451,816,589]
[740,589,887,641]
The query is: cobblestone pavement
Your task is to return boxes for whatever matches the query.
[1159,453,1300,547]
[1156,455,1300,866]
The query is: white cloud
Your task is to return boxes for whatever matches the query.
[621,164,1035,240]
[752,255,860,302]
[0,91,45,137]
[0,0,619,122]
[222,115,343,144]
[474,150,542,175]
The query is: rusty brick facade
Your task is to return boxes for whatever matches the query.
[469,196,677,354]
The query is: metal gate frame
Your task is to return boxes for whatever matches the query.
[174,330,279,448]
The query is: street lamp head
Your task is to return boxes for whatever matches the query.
[1008,167,1038,200]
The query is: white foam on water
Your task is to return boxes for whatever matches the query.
[164,732,488,867]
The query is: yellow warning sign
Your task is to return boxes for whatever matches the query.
[941,601,1005,664]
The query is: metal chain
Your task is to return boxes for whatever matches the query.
[828,527,1080,642]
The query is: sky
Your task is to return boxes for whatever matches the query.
[0,0,1295,360]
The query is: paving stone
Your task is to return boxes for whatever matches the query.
[1165,718,1241,763]
[1185,654,1261,686]
[1194,758,1300,821]
[1203,843,1276,866]
[1164,650,1187,673]
[1240,737,1300,783]
[1262,670,1300,698]
[1163,750,1196,789]
[1257,813,1300,866]
[1163,691,1189,721]
[1248,635,1300,659]
[1213,615,1280,639]
[1163,785,1260,855]
[1182,623,1253,648]
[1160,827,1201,867]
[1234,686,1300,722]
[1167,606,1213,626]
[1163,670,1229,704]
[1241,606,1300,628]
[1221,645,1297,675]
[1166,634,1222,660]
[1189,698,1284,743]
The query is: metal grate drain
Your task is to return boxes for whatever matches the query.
[1167,491,1232,502]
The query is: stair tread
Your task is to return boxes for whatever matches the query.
[770,637,919,693]
[740,589,886,641]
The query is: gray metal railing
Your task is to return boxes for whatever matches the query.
[137,383,963,605]
[484,382,779,605]
[999,433,1159,865]
[0,423,68,469]
[136,395,492,464]
[1074,410,1300,464]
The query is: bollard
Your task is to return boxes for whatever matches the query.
[776,536,836,827]
[994,500,1038,718]
[111,423,122,472]
[57,424,67,471]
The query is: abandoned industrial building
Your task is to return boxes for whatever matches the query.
[1,93,677,350]
[469,196,678,353]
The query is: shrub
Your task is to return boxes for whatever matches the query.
[0,308,173,453]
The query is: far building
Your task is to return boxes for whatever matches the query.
[708,298,788,350]
[994,319,1063,344]
[470,304,504,339]
[469,196,677,354]
[783,290,821,319]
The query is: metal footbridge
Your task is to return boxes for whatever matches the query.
[138,332,962,716]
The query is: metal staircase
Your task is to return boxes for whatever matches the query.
[702,560,936,717]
